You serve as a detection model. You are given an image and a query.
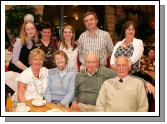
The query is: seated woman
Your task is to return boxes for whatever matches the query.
[17,48,48,102]
[44,50,77,106]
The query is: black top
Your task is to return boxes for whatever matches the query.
[8,44,34,73]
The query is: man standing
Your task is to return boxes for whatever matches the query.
[96,56,148,112]
[71,53,116,112]
[78,11,114,68]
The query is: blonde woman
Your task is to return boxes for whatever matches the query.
[17,48,48,103]
[8,21,38,73]
[59,25,79,71]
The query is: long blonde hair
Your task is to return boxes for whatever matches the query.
[61,25,77,50]
[19,21,38,44]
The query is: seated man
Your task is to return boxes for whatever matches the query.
[71,53,117,112]
[96,55,148,112]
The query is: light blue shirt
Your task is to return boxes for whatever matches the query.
[44,67,77,105]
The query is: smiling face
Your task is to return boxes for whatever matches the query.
[115,56,131,78]
[85,53,99,75]
[55,54,66,70]
[31,55,44,70]
[83,14,98,30]
[63,27,73,41]
[148,49,155,60]
[25,23,36,38]
[125,24,135,40]
[41,28,51,41]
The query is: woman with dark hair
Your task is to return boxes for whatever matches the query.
[35,22,57,69]
[110,21,155,112]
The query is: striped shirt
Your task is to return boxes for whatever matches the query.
[78,28,114,65]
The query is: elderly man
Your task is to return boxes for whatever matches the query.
[78,11,114,68]
[96,56,148,112]
[71,53,116,112]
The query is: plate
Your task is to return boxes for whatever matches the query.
[46,109,60,112]
[32,100,47,106]
[16,106,30,112]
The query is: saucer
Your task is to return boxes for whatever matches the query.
[32,100,47,106]
[46,109,60,112]
[15,106,30,112]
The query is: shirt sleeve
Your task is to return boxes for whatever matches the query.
[78,35,84,64]
[137,80,149,112]
[16,68,31,84]
[95,80,108,112]
[11,38,23,64]
[73,74,80,102]
[106,32,114,56]
[60,72,77,105]
[110,41,122,65]
[130,38,144,64]
[44,70,52,102]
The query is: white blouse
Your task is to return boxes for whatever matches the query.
[17,66,48,100]
[110,38,144,65]
[59,44,79,71]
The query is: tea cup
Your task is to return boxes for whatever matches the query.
[16,103,26,112]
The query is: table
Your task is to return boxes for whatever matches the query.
[14,100,78,112]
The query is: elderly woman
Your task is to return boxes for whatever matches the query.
[110,21,155,112]
[44,50,77,106]
[17,48,48,102]
[8,21,38,73]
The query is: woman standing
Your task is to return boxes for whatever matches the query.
[44,50,77,106]
[8,21,38,73]
[17,48,48,102]
[35,22,57,69]
[59,25,79,71]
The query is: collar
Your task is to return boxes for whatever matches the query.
[118,75,129,82]
[86,28,99,37]
[84,68,98,77]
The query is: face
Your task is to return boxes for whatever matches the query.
[55,54,66,69]
[41,29,51,41]
[125,24,135,39]
[115,57,130,78]
[31,55,44,70]
[148,50,155,60]
[25,23,36,38]
[63,28,73,41]
[85,55,99,74]
[83,14,98,30]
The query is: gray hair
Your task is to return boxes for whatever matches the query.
[115,55,132,68]
[84,52,100,62]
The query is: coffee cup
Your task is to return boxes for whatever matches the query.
[16,103,26,112]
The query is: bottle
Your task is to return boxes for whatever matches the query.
[6,93,13,112]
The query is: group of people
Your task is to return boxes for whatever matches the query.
[6,11,155,112]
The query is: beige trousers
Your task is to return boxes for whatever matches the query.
[78,103,95,112]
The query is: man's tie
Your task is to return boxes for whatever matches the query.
[119,79,123,83]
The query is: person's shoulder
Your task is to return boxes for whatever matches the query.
[133,38,143,43]
[20,67,31,76]
[14,38,22,45]
[40,67,48,72]
[79,31,87,37]
[48,68,57,75]
[67,68,78,75]
[128,75,144,84]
